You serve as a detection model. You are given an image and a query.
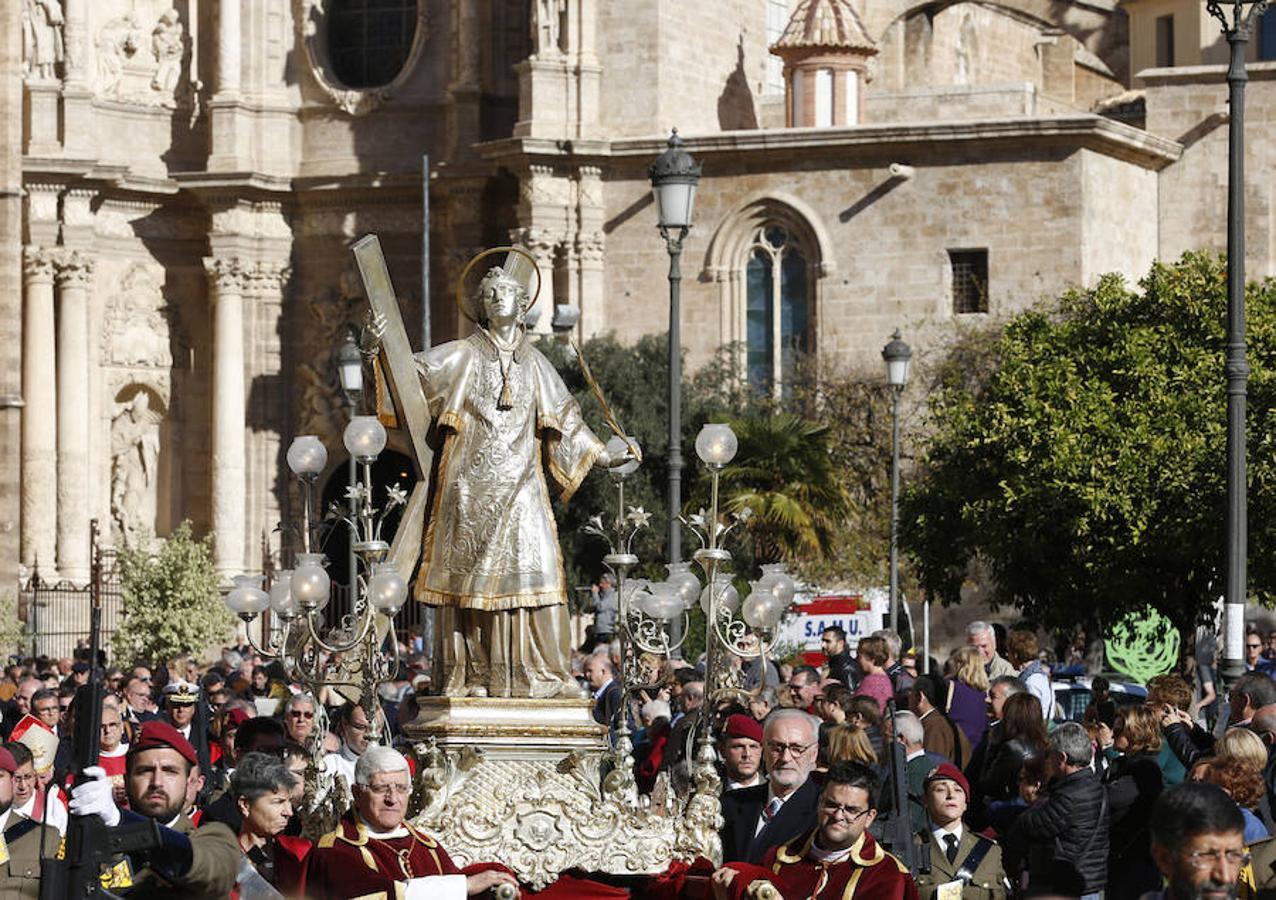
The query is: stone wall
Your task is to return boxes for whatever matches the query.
[1142,63,1276,277]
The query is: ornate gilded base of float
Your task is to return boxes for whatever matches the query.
[405,697,716,890]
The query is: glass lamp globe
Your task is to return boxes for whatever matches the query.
[226,575,270,616]
[644,582,683,621]
[699,573,739,616]
[695,423,738,467]
[291,553,331,612]
[742,584,785,629]
[665,561,701,609]
[759,562,797,606]
[625,579,652,615]
[287,436,327,478]
[367,562,408,615]
[269,570,300,619]
[343,415,387,462]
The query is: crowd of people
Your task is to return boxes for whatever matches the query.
[582,618,1276,899]
[0,616,1275,897]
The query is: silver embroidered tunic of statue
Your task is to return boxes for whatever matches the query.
[412,330,603,612]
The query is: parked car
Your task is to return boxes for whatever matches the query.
[1051,674,1147,723]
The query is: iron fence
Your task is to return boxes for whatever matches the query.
[18,520,122,661]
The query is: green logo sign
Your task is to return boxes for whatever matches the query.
[1105,607,1179,684]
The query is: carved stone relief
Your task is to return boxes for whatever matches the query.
[95,6,189,107]
[22,0,65,82]
[110,385,165,546]
[101,263,178,370]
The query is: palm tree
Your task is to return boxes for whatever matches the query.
[719,413,851,564]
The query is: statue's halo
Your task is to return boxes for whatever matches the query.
[455,246,542,323]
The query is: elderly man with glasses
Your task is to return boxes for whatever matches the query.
[720,708,823,864]
[1141,782,1249,900]
[306,745,519,898]
[711,761,918,900]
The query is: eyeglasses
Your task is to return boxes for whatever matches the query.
[101,722,122,730]
[1247,643,1262,650]
[766,741,815,758]
[12,774,36,785]
[1183,848,1250,869]
[364,783,410,798]
[288,710,315,719]
[819,800,872,821]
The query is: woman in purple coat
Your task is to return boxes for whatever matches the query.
[947,645,991,749]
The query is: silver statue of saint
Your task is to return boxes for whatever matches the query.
[370,248,632,699]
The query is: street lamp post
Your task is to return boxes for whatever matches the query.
[337,329,364,600]
[882,330,912,634]
[1207,0,1267,689]
[648,129,702,572]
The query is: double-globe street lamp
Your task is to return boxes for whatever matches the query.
[1207,0,1266,689]
[882,330,912,634]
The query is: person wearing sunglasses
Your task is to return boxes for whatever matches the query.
[711,760,917,900]
[282,693,318,745]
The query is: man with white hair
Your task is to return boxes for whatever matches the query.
[720,708,822,864]
[307,745,520,898]
[895,709,946,835]
[966,621,1017,680]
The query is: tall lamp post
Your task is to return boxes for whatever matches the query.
[882,329,912,633]
[1207,0,1266,689]
[648,129,702,570]
[336,329,364,600]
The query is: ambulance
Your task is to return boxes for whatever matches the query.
[778,587,914,666]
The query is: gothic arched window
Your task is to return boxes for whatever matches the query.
[745,225,809,393]
[328,0,419,88]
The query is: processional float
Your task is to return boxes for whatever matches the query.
[225,235,795,889]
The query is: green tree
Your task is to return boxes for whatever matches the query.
[901,252,1276,634]
[719,412,851,563]
[112,521,235,666]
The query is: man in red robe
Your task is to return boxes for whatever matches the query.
[711,760,919,900]
[306,745,519,899]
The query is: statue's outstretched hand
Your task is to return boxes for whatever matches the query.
[597,440,640,469]
[360,309,388,360]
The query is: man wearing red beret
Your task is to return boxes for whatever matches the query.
[70,719,240,898]
[0,745,62,899]
[711,761,918,900]
[913,763,1008,898]
[718,714,763,792]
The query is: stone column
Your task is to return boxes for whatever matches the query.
[511,227,558,334]
[20,248,57,575]
[204,257,247,576]
[217,0,241,96]
[54,251,93,583]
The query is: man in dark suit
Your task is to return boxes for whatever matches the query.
[584,651,622,726]
[720,708,822,864]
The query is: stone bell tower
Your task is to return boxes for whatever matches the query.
[772,0,878,127]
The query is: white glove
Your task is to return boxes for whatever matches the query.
[68,765,121,827]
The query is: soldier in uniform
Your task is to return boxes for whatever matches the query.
[306,745,520,898]
[0,745,61,899]
[912,763,1009,899]
[68,720,240,899]
[159,680,198,741]
[710,761,919,900]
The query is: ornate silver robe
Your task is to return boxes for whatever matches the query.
[407,328,602,697]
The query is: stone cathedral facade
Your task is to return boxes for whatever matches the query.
[0,0,1272,588]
